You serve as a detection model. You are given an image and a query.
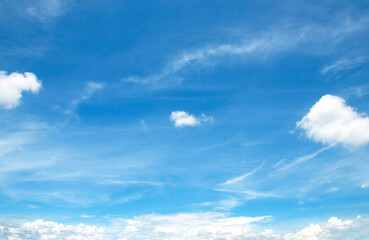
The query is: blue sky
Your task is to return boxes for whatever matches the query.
[1,0,369,239]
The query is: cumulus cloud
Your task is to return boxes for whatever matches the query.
[116,212,273,240]
[0,215,367,240]
[0,71,41,109]
[297,94,369,147]
[170,111,212,127]
[0,219,106,240]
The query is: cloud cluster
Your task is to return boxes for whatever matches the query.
[0,71,41,109]
[297,94,369,147]
[1,214,367,240]
[0,219,106,240]
[170,111,212,127]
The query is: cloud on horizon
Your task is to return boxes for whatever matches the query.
[0,214,367,240]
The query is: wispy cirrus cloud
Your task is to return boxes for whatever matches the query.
[24,0,70,21]
[220,165,261,186]
[53,81,104,115]
[122,17,369,87]
[320,55,369,74]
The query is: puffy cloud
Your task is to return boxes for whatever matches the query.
[170,111,212,127]
[0,219,106,240]
[284,216,366,240]
[116,212,273,240]
[0,215,367,240]
[115,214,368,240]
[0,71,41,109]
[297,94,369,147]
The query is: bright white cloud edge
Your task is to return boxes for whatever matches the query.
[170,111,212,127]
[0,71,42,109]
[297,94,369,147]
[0,213,367,240]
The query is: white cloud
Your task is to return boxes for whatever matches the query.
[320,55,369,74]
[297,94,369,147]
[123,17,369,87]
[0,215,367,240]
[114,214,369,240]
[170,111,212,127]
[284,216,365,240]
[220,167,260,186]
[54,81,104,114]
[115,212,272,240]
[80,214,95,218]
[27,205,39,209]
[26,0,67,20]
[276,145,333,172]
[81,82,105,100]
[0,71,41,109]
[0,219,106,240]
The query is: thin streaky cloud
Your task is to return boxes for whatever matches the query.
[80,214,95,218]
[97,179,164,187]
[276,145,334,172]
[53,81,105,115]
[320,55,369,74]
[220,165,262,186]
[194,139,233,151]
[214,188,280,200]
[123,17,369,87]
[140,119,147,131]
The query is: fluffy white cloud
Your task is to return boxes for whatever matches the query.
[297,94,369,147]
[0,219,106,240]
[284,216,366,240]
[0,71,42,109]
[170,111,212,127]
[0,215,367,240]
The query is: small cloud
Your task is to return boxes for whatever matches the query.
[80,214,95,218]
[297,94,369,148]
[54,81,105,115]
[170,111,212,127]
[140,119,147,131]
[26,0,67,21]
[361,183,369,189]
[326,187,339,193]
[0,71,42,109]
[27,205,39,209]
[81,82,105,100]
[220,167,260,186]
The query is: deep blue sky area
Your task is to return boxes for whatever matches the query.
[1,0,369,239]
